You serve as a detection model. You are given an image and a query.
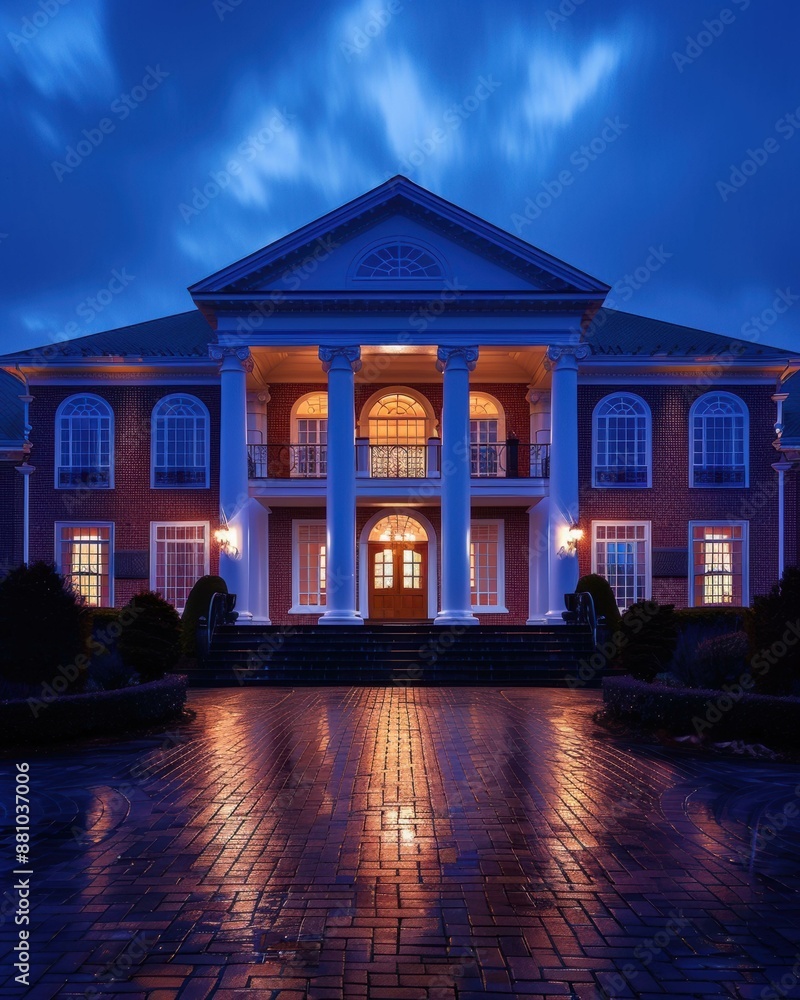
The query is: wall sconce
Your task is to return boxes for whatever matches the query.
[559,523,583,558]
[215,524,239,558]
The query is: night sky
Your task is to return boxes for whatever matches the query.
[2,0,799,353]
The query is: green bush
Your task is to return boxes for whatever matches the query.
[747,567,800,695]
[674,607,748,631]
[617,600,678,682]
[85,608,138,691]
[0,562,89,693]
[669,615,745,689]
[692,630,749,689]
[118,591,182,683]
[180,575,228,658]
[576,573,621,628]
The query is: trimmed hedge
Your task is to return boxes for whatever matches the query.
[0,675,188,745]
[674,607,748,631]
[602,674,800,749]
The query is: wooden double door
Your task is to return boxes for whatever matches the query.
[368,541,428,620]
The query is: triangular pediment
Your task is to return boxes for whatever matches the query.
[189,176,608,300]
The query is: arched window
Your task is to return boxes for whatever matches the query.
[152,395,210,487]
[354,242,444,278]
[291,393,328,477]
[56,394,113,488]
[690,392,748,487]
[470,393,506,477]
[593,393,651,487]
[367,392,429,477]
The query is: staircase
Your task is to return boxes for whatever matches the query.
[186,624,597,686]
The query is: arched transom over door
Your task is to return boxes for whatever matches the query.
[368,514,428,620]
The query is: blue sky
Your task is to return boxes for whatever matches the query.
[2,0,799,353]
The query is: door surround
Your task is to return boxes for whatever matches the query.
[359,508,438,620]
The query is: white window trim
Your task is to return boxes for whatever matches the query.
[689,391,749,489]
[289,519,327,613]
[150,394,210,489]
[149,521,210,612]
[54,393,115,490]
[591,521,652,608]
[688,520,749,608]
[54,521,115,607]
[470,518,508,614]
[591,392,652,489]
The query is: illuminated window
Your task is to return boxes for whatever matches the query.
[55,523,113,606]
[152,395,209,487]
[293,521,327,609]
[355,242,443,278]
[470,520,506,611]
[368,393,429,477]
[368,514,427,543]
[403,549,423,590]
[593,394,651,487]
[373,549,394,590]
[470,393,505,477]
[592,522,651,609]
[691,393,748,486]
[56,394,113,489]
[691,522,748,606]
[151,522,209,611]
[291,393,328,477]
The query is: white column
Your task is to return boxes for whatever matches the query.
[526,498,549,623]
[210,345,254,619]
[772,460,792,580]
[435,346,479,626]
[544,345,587,621]
[318,346,363,625]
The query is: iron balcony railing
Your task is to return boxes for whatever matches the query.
[248,442,550,480]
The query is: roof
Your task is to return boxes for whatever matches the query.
[0,310,214,363]
[0,370,25,442]
[585,308,795,361]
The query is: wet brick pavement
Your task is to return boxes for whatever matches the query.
[2,686,800,998]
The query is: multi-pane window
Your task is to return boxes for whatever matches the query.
[295,522,327,608]
[368,393,428,477]
[691,523,747,606]
[56,394,113,488]
[593,394,650,487]
[691,393,748,486]
[593,522,651,609]
[151,522,209,611]
[356,243,443,278]
[152,395,209,487]
[470,521,504,610]
[56,523,113,606]
[292,394,327,477]
[470,394,504,477]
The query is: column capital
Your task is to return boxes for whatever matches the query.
[209,345,254,373]
[527,387,550,408]
[544,344,589,371]
[436,346,479,373]
[319,345,362,373]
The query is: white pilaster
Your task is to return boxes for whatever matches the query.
[210,345,254,619]
[435,346,479,626]
[526,498,549,623]
[544,345,588,621]
[318,345,363,625]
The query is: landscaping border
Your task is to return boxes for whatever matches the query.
[0,675,188,745]
[602,674,800,749]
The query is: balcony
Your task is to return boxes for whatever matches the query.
[248,442,550,480]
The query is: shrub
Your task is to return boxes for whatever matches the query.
[669,615,744,689]
[576,574,621,629]
[747,567,800,695]
[674,607,747,632]
[693,630,749,689]
[180,575,228,658]
[617,600,678,682]
[118,591,182,683]
[0,562,89,693]
[86,609,136,691]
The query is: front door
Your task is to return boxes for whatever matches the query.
[368,541,427,619]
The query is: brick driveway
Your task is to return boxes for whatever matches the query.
[2,687,800,999]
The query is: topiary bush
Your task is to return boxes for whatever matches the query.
[0,561,90,694]
[617,600,678,682]
[180,574,228,659]
[118,591,182,683]
[576,573,621,629]
[691,630,749,690]
[746,567,800,695]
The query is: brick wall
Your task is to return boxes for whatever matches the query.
[28,384,221,607]
[576,383,784,606]
[0,463,23,573]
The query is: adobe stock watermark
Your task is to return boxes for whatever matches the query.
[545,0,590,30]
[603,911,692,995]
[396,74,501,174]
[511,117,628,233]
[51,66,170,181]
[45,268,135,347]
[178,108,295,223]
[606,245,673,306]
[7,0,71,51]
[672,0,752,72]
[717,102,800,201]
[213,0,246,21]
[340,0,408,61]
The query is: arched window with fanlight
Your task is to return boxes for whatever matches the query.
[470,393,506,477]
[151,394,210,487]
[291,392,328,477]
[593,393,651,487]
[690,392,748,487]
[366,391,431,477]
[55,394,114,488]
[354,241,444,278]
